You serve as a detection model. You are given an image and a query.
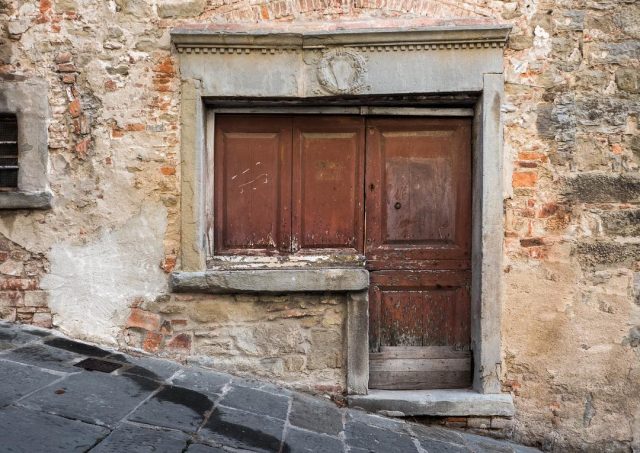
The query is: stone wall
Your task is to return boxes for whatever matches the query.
[0,0,639,450]
[120,293,347,395]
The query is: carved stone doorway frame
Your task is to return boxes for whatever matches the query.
[171,22,514,415]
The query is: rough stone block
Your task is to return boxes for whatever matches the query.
[23,290,48,307]
[157,0,206,18]
[615,69,640,93]
[491,417,514,429]
[563,174,640,203]
[308,329,342,370]
[468,416,492,429]
[600,210,640,237]
[576,242,640,268]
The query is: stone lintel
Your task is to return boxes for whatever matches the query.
[171,268,369,293]
[348,389,515,417]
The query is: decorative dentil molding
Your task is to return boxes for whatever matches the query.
[172,25,511,55]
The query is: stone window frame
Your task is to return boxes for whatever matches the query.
[170,23,515,416]
[0,77,52,209]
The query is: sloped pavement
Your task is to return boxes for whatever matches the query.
[0,321,539,453]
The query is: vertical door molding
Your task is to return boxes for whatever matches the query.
[180,78,206,271]
[471,73,505,394]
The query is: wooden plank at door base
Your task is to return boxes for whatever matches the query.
[373,346,471,360]
[369,358,470,372]
[369,347,471,390]
[369,370,472,390]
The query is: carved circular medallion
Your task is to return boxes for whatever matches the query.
[316,48,367,95]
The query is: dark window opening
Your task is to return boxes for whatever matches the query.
[0,114,18,190]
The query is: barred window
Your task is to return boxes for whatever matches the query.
[0,115,18,190]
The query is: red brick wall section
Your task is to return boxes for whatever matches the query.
[0,237,51,328]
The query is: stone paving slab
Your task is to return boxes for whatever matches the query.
[19,370,161,427]
[283,427,344,453]
[289,392,343,436]
[0,360,61,406]
[0,406,109,452]
[219,384,290,420]
[201,405,286,452]
[0,321,541,453]
[1,343,83,372]
[89,422,190,453]
[169,367,232,396]
[129,385,216,432]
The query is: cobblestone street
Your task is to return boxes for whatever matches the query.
[0,321,539,452]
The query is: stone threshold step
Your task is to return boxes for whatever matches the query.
[348,389,515,418]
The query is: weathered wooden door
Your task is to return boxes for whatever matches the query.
[365,117,473,390]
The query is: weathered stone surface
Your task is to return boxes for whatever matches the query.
[0,324,538,452]
[289,393,343,436]
[157,0,206,18]
[0,407,109,452]
[1,344,82,372]
[169,367,231,395]
[576,242,640,268]
[563,174,640,203]
[171,269,369,293]
[44,336,111,357]
[114,354,182,380]
[348,389,516,417]
[219,385,290,420]
[129,385,214,431]
[187,444,226,453]
[283,427,344,453]
[200,405,286,452]
[599,210,640,237]
[0,360,60,406]
[20,372,160,426]
[345,418,418,452]
[90,423,189,453]
[615,69,640,94]
[0,321,51,347]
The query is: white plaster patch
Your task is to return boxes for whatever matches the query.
[533,26,552,59]
[41,203,168,344]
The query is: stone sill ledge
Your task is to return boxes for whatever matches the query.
[0,190,52,209]
[170,268,369,293]
[348,389,515,417]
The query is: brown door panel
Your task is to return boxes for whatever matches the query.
[364,117,472,266]
[368,270,471,352]
[214,115,292,255]
[292,116,365,254]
